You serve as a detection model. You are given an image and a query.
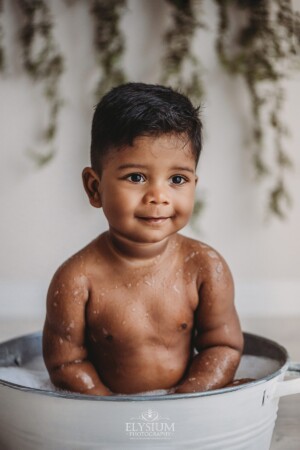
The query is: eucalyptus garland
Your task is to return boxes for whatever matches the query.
[215,0,300,218]
[161,0,205,104]
[18,0,64,166]
[1,1,300,220]
[162,0,206,224]
[90,0,126,99]
[0,0,4,71]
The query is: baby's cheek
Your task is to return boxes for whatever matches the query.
[178,197,195,220]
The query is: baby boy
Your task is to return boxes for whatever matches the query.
[43,83,243,395]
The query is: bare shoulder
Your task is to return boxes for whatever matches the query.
[43,242,100,370]
[49,248,89,296]
[54,234,105,279]
[177,234,233,287]
[46,237,103,311]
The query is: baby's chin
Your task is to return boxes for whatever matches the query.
[111,228,167,242]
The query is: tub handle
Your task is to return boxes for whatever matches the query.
[273,362,300,398]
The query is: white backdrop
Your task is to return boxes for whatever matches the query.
[0,0,299,318]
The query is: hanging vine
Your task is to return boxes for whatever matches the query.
[1,1,300,219]
[90,0,126,100]
[215,0,300,218]
[0,0,4,71]
[162,0,206,224]
[17,0,64,166]
[161,0,205,104]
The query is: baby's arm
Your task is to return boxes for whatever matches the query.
[175,253,243,393]
[42,265,111,396]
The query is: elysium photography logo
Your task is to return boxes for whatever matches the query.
[125,408,175,440]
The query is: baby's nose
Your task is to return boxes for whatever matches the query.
[143,184,170,205]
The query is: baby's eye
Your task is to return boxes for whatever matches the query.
[126,173,146,183]
[170,175,187,185]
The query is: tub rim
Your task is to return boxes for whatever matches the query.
[0,331,290,402]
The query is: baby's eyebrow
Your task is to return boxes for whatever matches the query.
[117,163,147,170]
[117,163,195,174]
[170,166,195,174]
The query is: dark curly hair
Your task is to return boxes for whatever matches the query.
[91,82,203,172]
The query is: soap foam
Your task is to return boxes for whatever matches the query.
[0,355,55,391]
[0,355,281,394]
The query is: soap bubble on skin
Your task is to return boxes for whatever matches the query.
[173,285,180,294]
[175,268,183,278]
[216,262,223,274]
[67,321,75,330]
[208,251,218,259]
[152,255,160,266]
[184,251,199,263]
[200,243,209,249]
[215,261,223,281]
[184,271,193,284]
[223,324,229,335]
[75,372,95,390]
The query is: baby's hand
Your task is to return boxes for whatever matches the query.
[82,386,112,396]
[173,380,199,394]
[167,387,176,395]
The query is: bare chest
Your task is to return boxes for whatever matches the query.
[85,268,199,346]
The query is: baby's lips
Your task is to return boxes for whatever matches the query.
[137,217,171,224]
[136,212,174,220]
[139,216,169,220]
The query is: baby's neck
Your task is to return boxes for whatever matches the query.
[104,230,175,264]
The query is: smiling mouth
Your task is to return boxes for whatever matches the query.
[137,216,171,224]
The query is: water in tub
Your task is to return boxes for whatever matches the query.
[0,354,281,395]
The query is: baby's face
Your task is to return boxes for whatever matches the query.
[90,133,197,244]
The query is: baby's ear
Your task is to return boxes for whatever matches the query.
[82,167,102,208]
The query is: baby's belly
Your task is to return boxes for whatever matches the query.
[89,343,190,394]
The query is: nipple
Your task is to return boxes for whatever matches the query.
[180,323,188,330]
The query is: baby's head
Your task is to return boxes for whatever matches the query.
[83,83,203,245]
[90,82,202,174]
